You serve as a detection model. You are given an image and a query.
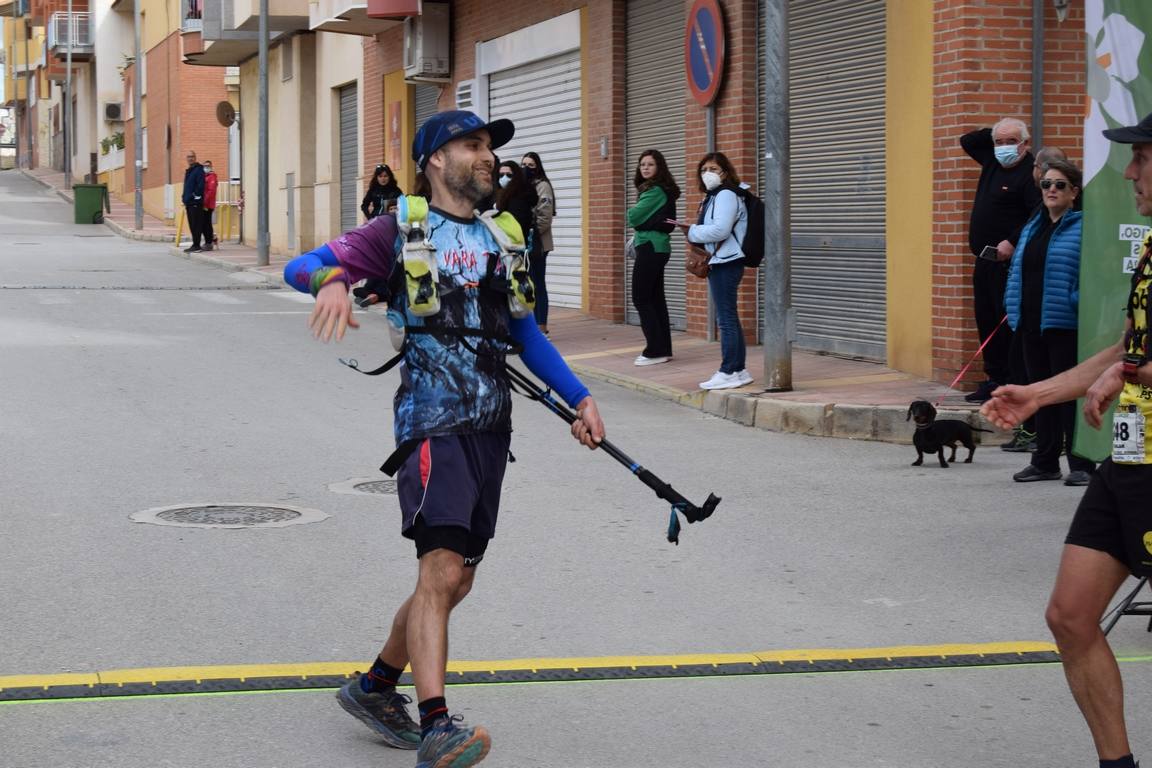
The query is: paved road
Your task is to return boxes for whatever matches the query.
[3,169,1152,767]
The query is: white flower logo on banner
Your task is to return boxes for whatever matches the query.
[1085,2,1144,184]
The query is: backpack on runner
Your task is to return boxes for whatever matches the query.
[734,187,765,268]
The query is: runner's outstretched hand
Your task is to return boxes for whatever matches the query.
[572,396,605,450]
[310,281,359,342]
[1084,362,1124,430]
[981,384,1039,430]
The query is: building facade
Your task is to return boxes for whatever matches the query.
[1,0,1089,388]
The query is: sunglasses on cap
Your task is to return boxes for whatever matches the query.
[1040,179,1070,190]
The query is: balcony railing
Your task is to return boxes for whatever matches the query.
[183,0,203,32]
[47,12,93,58]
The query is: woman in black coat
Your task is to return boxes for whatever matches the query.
[494,160,539,248]
[360,164,403,221]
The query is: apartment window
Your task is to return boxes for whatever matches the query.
[281,37,293,82]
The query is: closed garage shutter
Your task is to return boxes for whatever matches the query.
[625,0,687,329]
[788,0,886,359]
[414,83,440,130]
[338,83,358,232]
[488,50,583,308]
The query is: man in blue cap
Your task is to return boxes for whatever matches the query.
[984,112,1152,768]
[283,111,605,767]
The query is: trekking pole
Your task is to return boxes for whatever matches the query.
[503,363,720,544]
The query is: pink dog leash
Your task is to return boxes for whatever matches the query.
[934,314,1008,408]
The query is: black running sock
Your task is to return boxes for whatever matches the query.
[418,696,449,736]
[360,658,403,694]
[1101,755,1137,768]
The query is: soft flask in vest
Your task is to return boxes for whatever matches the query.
[396,195,440,318]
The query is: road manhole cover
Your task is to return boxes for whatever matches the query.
[352,480,397,495]
[130,503,328,529]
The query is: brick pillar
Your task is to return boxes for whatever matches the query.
[931,0,1085,386]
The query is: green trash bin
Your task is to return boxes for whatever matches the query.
[73,183,108,225]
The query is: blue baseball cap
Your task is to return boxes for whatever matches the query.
[412,110,515,171]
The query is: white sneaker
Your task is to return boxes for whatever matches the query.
[634,355,671,366]
[699,370,743,390]
[736,369,753,385]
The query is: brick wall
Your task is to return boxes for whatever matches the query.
[931,0,1085,384]
[127,31,229,207]
[683,0,759,341]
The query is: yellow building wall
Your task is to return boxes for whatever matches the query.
[885,0,933,377]
[382,70,413,192]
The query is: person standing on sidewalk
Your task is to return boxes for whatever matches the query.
[521,151,554,335]
[679,152,753,390]
[1001,158,1095,486]
[283,110,605,768]
[201,160,218,252]
[981,112,1152,768]
[181,151,206,254]
[960,118,1042,403]
[628,149,680,366]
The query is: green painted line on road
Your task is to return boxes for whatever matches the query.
[0,642,1063,703]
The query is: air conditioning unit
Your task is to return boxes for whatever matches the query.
[403,1,449,81]
[104,102,124,122]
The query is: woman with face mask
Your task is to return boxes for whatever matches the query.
[681,152,753,390]
[522,152,555,334]
[494,161,539,250]
[627,149,681,365]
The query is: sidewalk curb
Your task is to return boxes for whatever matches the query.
[569,363,999,446]
[167,245,281,285]
[106,217,177,243]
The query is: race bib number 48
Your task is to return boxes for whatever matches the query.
[1113,405,1146,463]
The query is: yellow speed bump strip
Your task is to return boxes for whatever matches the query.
[0,642,1059,703]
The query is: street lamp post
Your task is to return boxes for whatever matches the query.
[256,0,268,265]
[133,0,142,229]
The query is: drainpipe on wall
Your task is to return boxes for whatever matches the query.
[1031,0,1044,148]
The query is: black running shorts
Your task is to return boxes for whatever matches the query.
[397,432,512,566]
[1066,458,1152,575]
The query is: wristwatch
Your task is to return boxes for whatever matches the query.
[1122,353,1148,384]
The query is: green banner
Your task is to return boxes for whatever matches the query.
[1077,0,1152,460]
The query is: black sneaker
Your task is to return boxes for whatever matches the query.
[1013,465,1062,482]
[1064,470,1092,486]
[335,674,420,749]
[1000,427,1037,452]
[964,380,999,404]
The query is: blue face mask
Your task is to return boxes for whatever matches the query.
[994,144,1020,166]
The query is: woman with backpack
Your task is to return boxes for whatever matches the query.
[681,151,753,390]
[627,149,681,365]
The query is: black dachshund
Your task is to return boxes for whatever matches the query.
[906,400,993,468]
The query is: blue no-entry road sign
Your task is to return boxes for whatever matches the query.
[685,0,726,107]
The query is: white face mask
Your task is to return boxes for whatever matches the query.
[701,171,723,191]
[498,175,511,189]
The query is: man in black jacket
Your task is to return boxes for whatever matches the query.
[961,118,1042,403]
[182,150,206,254]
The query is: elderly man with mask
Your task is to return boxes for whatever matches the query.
[960,117,1043,403]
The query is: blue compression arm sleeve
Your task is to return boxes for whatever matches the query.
[283,244,340,294]
[510,315,590,408]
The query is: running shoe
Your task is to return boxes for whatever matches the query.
[335,674,420,749]
[700,370,743,390]
[1000,426,1037,452]
[735,369,754,385]
[416,715,490,768]
[634,355,671,366]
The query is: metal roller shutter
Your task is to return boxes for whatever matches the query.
[625,0,688,330]
[788,0,886,359]
[338,83,358,232]
[414,84,440,131]
[488,50,583,309]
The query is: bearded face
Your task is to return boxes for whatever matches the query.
[434,134,495,205]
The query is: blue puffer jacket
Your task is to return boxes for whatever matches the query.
[1004,208,1082,332]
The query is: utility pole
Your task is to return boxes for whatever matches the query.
[22,1,30,168]
[10,0,17,168]
[761,0,792,391]
[256,0,268,265]
[133,0,142,229]
[63,0,72,189]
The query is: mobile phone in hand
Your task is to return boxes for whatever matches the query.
[977,245,999,261]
